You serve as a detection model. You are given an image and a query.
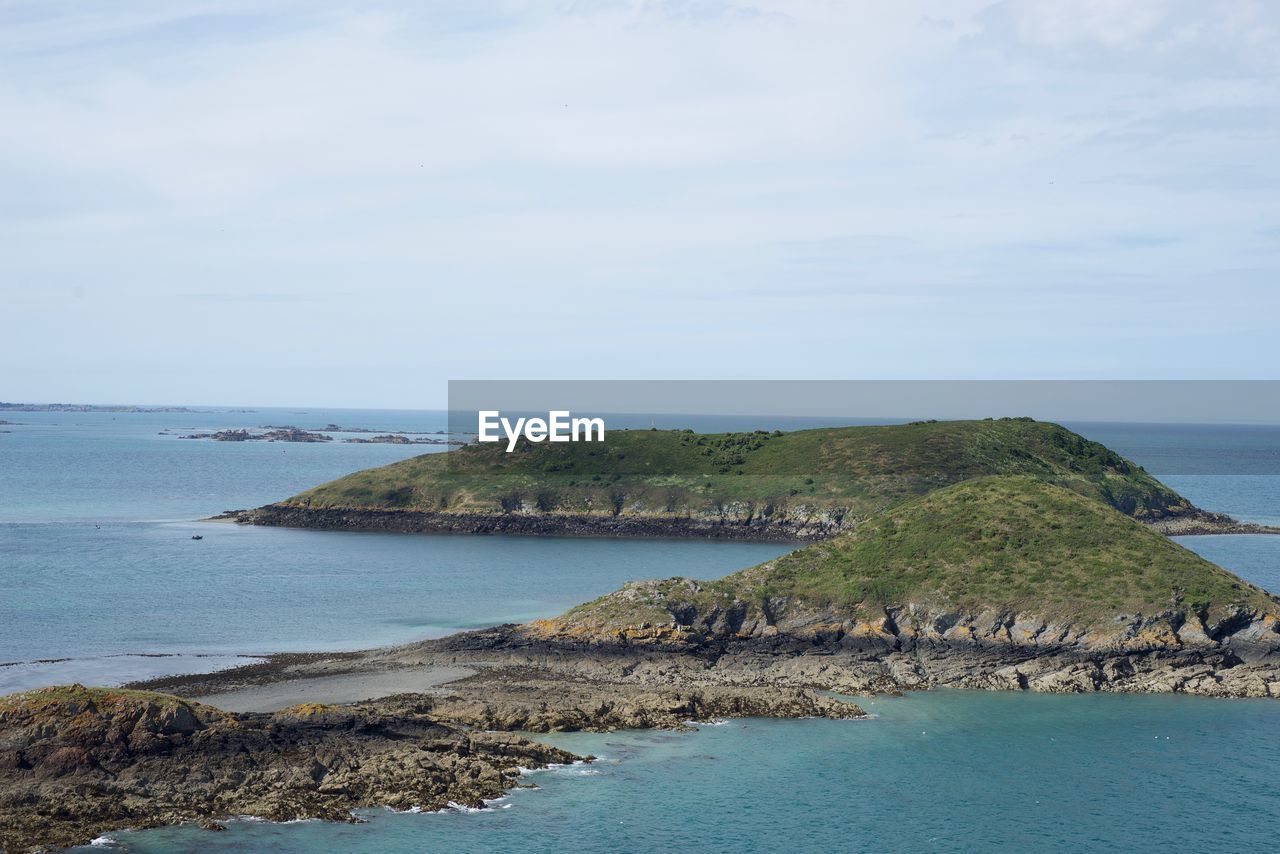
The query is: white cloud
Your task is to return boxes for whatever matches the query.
[1,1,1278,404]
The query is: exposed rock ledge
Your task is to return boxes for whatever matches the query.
[0,685,579,853]
[1143,511,1280,536]
[223,504,837,540]
[222,504,1278,540]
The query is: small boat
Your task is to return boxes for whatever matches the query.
[191,535,203,540]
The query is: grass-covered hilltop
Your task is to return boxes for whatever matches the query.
[237,418,1241,539]
[530,476,1280,650]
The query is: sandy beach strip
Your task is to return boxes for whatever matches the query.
[198,665,474,713]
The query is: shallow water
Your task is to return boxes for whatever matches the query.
[0,520,789,691]
[0,408,794,689]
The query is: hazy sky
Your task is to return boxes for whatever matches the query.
[3,1,1278,408]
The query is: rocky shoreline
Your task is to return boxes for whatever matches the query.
[135,608,1280,709]
[223,503,1280,540]
[1,654,867,850]
[1143,511,1280,536]
[222,504,840,540]
[0,685,582,853]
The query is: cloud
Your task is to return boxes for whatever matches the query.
[974,0,1280,69]
[0,1,1277,405]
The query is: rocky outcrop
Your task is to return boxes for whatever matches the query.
[525,578,1280,656]
[484,590,1280,699]
[470,639,1280,699]
[0,685,578,853]
[387,677,864,732]
[1145,511,1280,536]
[1,676,868,851]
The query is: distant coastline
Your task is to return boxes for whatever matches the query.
[0,402,197,413]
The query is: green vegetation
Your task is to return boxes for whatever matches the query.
[558,477,1276,631]
[747,476,1272,619]
[280,418,1192,523]
[0,684,198,714]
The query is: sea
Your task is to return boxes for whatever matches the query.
[1,408,1278,852]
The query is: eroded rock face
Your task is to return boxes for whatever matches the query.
[521,580,1280,665]
[423,624,1280,702]
[427,586,1280,700]
[0,686,578,853]
[235,504,843,540]
[450,624,1280,700]
[381,680,864,733]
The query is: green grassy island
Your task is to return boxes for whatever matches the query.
[238,418,1228,539]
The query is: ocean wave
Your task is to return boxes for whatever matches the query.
[523,758,597,773]
[436,801,491,814]
[387,796,513,815]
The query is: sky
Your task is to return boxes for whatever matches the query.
[2,0,1278,408]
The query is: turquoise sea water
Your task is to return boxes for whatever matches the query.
[3,410,1279,851]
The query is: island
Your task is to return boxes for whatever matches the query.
[6,420,1280,849]
[180,427,333,442]
[178,426,462,445]
[228,418,1276,537]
